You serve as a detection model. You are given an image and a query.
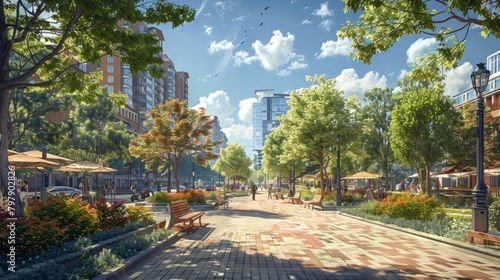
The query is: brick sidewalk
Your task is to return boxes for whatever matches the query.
[121,193,500,280]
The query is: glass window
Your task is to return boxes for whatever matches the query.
[107,56,114,63]
[108,86,114,93]
[107,76,113,83]
[491,176,499,187]
[107,66,114,73]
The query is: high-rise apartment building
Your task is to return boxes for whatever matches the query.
[252,89,290,169]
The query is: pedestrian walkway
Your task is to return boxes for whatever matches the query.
[122,193,500,280]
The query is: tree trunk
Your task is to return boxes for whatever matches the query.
[425,165,430,194]
[319,152,325,193]
[1,88,24,217]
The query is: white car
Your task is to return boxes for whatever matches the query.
[25,186,82,199]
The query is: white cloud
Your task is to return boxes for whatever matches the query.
[443,62,473,96]
[208,39,235,54]
[203,25,213,36]
[317,37,353,58]
[232,30,307,75]
[319,19,333,31]
[233,50,258,66]
[335,68,388,99]
[406,38,438,64]
[192,90,235,127]
[238,98,257,122]
[313,2,333,17]
[234,16,245,21]
[222,124,254,158]
[302,19,312,25]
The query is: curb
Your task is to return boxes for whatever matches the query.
[339,212,500,259]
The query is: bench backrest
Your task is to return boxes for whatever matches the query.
[215,193,225,202]
[294,192,301,199]
[311,194,322,203]
[170,200,193,218]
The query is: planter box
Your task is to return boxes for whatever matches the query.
[2,224,158,279]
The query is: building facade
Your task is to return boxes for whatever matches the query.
[252,89,291,169]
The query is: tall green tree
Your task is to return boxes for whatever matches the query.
[129,100,221,192]
[448,102,500,166]
[391,84,460,194]
[338,0,499,71]
[1,0,195,215]
[213,143,252,186]
[279,75,358,192]
[360,88,395,189]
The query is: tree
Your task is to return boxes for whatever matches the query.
[337,0,499,71]
[448,102,500,166]
[213,143,252,186]
[391,84,460,194]
[279,75,358,192]
[1,0,195,215]
[129,100,221,192]
[360,88,395,189]
[49,89,132,164]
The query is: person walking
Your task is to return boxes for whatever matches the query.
[251,183,257,200]
[268,184,273,199]
[110,181,116,202]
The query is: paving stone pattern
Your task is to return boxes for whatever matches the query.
[124,194,500,280]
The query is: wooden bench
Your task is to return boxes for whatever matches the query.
[288,191,302,204]
[467,230,500,245]
[167,200,205,233]
[213,193,229,209]
[303,194,324,210]
[274,191,284,200]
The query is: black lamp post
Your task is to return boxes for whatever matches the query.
[96,120,104,200]
[336,133,342,206]
[192,160,195,189]
[471,62,491,233]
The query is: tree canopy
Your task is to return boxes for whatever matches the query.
[213,143,252,185]
[1,0,195,215]
[279,75,358,192]
[338,0,499,70]
[391,83,460,193]
[129,99,221,192]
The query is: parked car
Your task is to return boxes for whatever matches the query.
[47,186,82,198]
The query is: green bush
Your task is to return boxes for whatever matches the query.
[377,193,444,221]
[489,200,500,231]
[126,205,154,223]
[25,195,99,240]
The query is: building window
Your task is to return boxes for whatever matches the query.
[107,56,114,63]
[107,66,114,73]
[108,86,114,93]
[107,76,114,83]
[139,25,144,32]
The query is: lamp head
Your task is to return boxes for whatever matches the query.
[470,62,491,95]
[336,133,342,143]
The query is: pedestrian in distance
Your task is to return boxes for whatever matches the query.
[268,184,273,199]
[251,183,257,200]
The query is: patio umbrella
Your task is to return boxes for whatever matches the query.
[485,168,500,175]
[342,171,381,180]
[22,150,74,165]
[8,149,18,156]
[57,161,117,173]
[8,154,61,169]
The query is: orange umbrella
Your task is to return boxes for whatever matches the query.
[8,154,60,168]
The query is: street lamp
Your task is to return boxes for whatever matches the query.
[336,133,342,206]
[192,160,195,189]
[96,120,104,199]
[470,62,490,232]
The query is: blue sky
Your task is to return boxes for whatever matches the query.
[158,0,500,157]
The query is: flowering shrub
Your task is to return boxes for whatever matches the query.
[0,208,66,257]
[126,205,153,223]
[152,189,207,205]
[25,195,99,240]
[376,193,445,221]
[91,198,129,230]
